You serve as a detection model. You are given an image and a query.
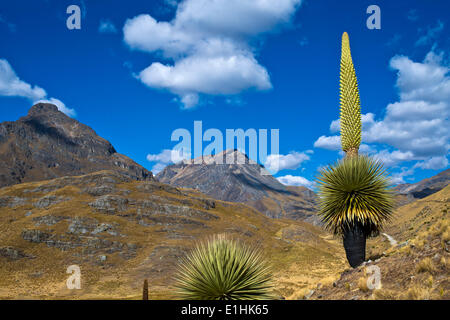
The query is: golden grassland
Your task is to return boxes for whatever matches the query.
[1,171,447,300]
[0,171,346,300]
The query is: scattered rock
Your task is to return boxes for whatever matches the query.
[304,290,315,299]
[89,195,128,214]
[0,196,26,208]
[21,230,52,243]
[68,218,97,234]
[33,215,67,226]
[34,195,65,209]
[92,223,112,234]
[0,247,34,260]
[84,185,116,196]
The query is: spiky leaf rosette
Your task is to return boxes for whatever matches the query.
[317,155,395,236]
[174,235,273,300]
[340,32,362,155]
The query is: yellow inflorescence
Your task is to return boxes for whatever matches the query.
[340,32,362,154]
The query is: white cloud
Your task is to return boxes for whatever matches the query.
[390,167,415,185]
[147,148,191,174]
[373,150,415,167]
[0,59,46,101]
[98,19,117,33]
[264,151,310,172]
[123,0,302,108]
[277,175,314,189]
[414,156,449,170]
[390,52,450,103]
[149,162,167,175]
[314,50,450,172]
[0,59,75,116]
[138,53,271,106]
[313,135,340,150]
[415,20,444,47]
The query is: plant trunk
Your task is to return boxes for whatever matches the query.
[143,279,148,300]
[343,223,366,268]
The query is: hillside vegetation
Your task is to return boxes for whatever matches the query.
[0,170,345,299]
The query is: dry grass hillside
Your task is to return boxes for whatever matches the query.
[0,170,346,299]
[310,184,450,300]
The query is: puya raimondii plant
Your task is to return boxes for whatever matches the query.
[316,32,395,268]
[174,234,273,300]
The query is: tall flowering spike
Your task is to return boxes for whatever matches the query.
[340,32,362,157]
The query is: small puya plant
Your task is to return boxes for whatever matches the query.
[316,32,395,268]
[174,234,273,300]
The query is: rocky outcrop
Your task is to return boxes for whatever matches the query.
[0,103,154,188]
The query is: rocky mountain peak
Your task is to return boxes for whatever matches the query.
[0,103,154,187]
[157,149,319,222]
[183,149,258,166]
[27,102,60,116]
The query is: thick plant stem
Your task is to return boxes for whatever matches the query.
[143,279,148,300]
[345,147,358,158]
[343,222,366,268]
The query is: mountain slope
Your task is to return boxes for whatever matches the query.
[157,150,319,224]
[311,184,450,300]
[0,170,345,299]
[0,103,153,188]
[395,169,450,201]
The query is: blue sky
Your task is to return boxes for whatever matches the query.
[0,0,449,188]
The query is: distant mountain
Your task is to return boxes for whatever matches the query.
[0,103,154,187]
[157,149,319,224]
[395,168,450,202]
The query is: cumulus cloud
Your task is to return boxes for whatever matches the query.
[313,135,340,150]
[314,50,450,175]
[390,167,415,185]
[264,151,310,172]
[277,175,314,189]
[147,148,191,174]
[414,156,449,170]
[123,0,302,108]
[98,19,117,33]
[0,59,75,116]
[0,59,46,101]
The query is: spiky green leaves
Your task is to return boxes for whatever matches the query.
[340,32,362,155]
[317,155,395,236]
[174,235,273,300]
